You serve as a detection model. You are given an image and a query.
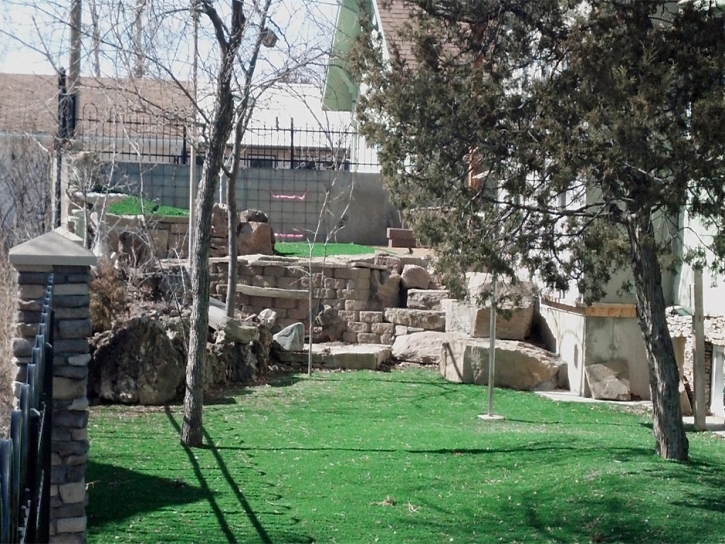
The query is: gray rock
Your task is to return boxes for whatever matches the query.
[258,308,278,328]
[440,333,561,390]
[585,360,631,401]
[392,331,448,364]
[273,322,305,352]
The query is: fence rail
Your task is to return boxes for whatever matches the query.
[75,114,379,170]
[1,275,53,543]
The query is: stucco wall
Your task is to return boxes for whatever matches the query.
[537,301,586,395]
[584,316,650,400]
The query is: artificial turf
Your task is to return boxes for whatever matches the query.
[108,196,190,217]
[274,242,380,257]
[86,367,725,543]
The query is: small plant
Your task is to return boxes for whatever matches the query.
[89,258,129,333]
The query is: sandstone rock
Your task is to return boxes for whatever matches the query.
[371,271,401,309]
[406,289,450,311]
[211,203,229,238]
[313,305,346,342]
[401,264,431,290]
[384,308,445,331]
[89,317,185,405]
[439,333,561,390]
[392,331,448,365]
[443,299,534,341]
[585,360,631,401]
[240,208,269,223]
[273,322,305,352]
[238,221,274,255]
[374,253,403,274]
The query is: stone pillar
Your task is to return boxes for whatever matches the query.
[9,228,96,544]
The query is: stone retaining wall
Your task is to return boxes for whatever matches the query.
[208,255,441,345]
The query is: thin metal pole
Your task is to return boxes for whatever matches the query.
[694,267,706,430]
[487,276,497,417]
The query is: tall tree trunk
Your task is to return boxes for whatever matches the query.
[627,214,688,461]
[181,0,245,448]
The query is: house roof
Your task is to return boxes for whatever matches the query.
[375,0,417,66]
[0,73,194,139]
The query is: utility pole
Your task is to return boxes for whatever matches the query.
[134,0,147,78]
[54,0,82,228]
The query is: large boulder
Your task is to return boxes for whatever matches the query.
[401,264,431,290]
[585,360,631,401]
[238,221,275,255]
[392,331,448,365]
[443,299,534,341]
[89,317,185,404]
[440,333,561,390]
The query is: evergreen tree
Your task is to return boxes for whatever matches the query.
[355,0,725,461]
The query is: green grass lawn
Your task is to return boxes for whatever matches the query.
[86,367,725,544]
[108,196,190,217]
[274,242,379,257]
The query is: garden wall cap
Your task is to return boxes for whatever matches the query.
[9,230,97,266]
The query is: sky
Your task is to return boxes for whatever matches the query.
[0,0,340,81]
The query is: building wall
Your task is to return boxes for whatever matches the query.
[537,300,587,395]
[584,315,650,400]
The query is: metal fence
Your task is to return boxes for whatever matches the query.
[75,113,379,171]
[1,275,53,543]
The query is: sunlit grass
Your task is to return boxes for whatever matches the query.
[87,367,725,543]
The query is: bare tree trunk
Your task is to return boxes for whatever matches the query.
[181,0,245,448]
[225,120,241,318]
[627,214,688,461]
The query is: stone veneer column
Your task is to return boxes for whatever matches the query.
[9,228,97,544]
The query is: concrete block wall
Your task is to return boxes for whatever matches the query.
[9,229,96,544]
[106,161,396,246]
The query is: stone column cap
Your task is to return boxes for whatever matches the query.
[9,230,97,267]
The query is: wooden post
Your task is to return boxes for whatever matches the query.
[694,267,707,431]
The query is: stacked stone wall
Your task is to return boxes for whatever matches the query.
[12,264,92,544]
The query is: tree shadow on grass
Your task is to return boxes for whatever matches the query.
[86,460,207,527]
[164,407,314,544]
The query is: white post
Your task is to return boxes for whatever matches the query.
[480,275,504,421]
[487,276,497,415]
